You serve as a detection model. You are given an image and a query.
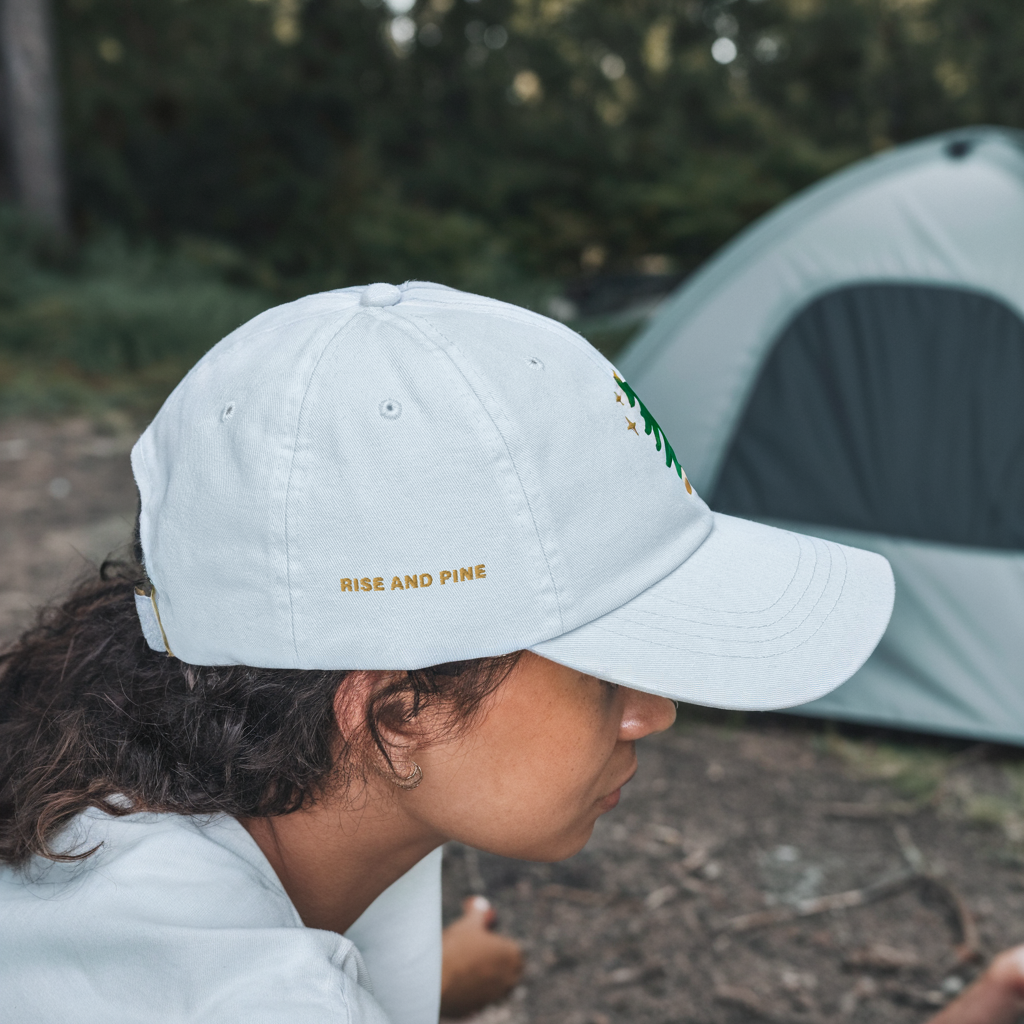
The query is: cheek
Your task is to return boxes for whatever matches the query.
[495,699,618,798]
[465,719,604,809]
[426,704,622,857]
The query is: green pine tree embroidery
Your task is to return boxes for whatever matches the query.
[615,374,691,491]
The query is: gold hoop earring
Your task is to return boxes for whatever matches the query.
[393,761,423,790]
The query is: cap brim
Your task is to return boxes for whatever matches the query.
[530,513,894,711]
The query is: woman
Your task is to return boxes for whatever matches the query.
[0,282,894,1023]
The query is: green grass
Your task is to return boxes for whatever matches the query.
[820,731,952,803]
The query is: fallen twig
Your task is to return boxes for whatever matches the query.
[644,884,678,911]
[844,942,921,971]
[720,871,916,933]
[714,984,779,1019]
[714,984,823,1024]
[893,822,927,873]
[722,821,979,950]
[825,800,917,819]
[893,823,981,963]
[679,845,713,873]
[880,979,948,1009]
[647,823,687,847]
[923,874,982,963]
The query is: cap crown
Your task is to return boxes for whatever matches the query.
[132,283,711,668]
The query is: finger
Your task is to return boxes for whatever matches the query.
[460,894,497,928]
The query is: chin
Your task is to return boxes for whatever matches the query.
[514,820,598,864]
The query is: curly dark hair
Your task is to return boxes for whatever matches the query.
[0,555,520,867]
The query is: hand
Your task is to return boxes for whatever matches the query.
[927,945,1024,1024]
[440,896,524,1019]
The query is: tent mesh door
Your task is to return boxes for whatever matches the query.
[711,283,1024,550]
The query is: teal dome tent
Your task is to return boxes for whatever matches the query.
[619,127,1024,743]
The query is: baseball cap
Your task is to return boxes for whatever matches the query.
[131,281,893,711]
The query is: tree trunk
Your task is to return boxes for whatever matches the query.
[0,0,67,237]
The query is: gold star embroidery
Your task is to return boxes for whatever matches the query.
[626,417,638,434]
[614,392,623,403]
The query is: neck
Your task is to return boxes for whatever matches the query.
[239,785,441,934]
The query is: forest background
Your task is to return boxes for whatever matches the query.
[1,0,1023,416]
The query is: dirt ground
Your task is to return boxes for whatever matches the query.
[0,415,140,641]
[5,417,1024,1024]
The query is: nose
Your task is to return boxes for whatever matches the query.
[618,687,677,742]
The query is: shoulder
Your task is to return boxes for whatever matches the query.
[16,808,299,928]
[0,810,392,1024]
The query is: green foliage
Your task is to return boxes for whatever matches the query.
[0,211,271,416]
[5,0,1023,414]
[54,0,1024,287]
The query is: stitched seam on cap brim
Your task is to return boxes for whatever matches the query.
[604,542,838,641]
[283,310,361,663]
[400,308,566,633]
[529,518,815,643]
[578,544,848,659]
[634,532,823,627]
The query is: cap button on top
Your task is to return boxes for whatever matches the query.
[361,283,402,307]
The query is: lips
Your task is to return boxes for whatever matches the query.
[598,762,638,810]
[616,762,638,793]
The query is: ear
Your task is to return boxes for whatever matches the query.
[333,670,422,775]
[331,670,377,741]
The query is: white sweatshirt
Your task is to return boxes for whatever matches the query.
[0,809,442,1024]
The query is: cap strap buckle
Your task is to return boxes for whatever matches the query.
[134,585,175,658]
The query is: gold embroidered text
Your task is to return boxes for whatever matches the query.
[341,564,486,593]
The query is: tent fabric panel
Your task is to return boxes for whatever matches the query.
[712,283,1024,550]
[771,522,1024,745]
[618,128,1024,496]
